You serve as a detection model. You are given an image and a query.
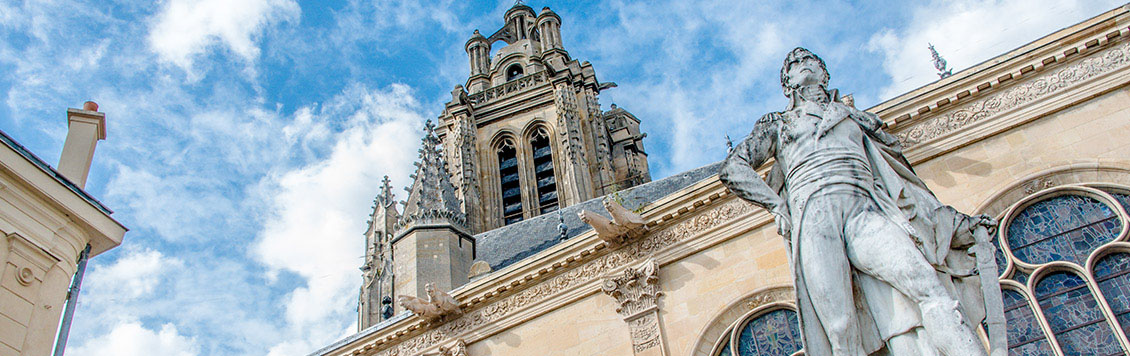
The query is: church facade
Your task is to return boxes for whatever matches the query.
[317,4,1130,356]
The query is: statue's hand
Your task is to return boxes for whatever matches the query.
[973,214,998,234]
[771,208,792,237]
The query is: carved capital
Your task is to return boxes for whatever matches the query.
[601,259,661,318]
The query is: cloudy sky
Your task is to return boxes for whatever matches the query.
[0,0,1123,355]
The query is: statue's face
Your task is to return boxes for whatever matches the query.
[784,56,828,89]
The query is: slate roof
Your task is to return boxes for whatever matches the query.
[474,161,723,271]
[309,161,723,356]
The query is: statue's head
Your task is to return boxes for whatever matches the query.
[780,47,829,96]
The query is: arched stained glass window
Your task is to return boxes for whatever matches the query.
[1033,271,1122,355]
[1001,288,1056,355]
[713,307,803,356]
[1094,252,1130,336]
[991,184,1130,355]
[736,309,803,356]
[1006,195,1120,266]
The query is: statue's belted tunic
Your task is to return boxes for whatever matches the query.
[720,48,995,356]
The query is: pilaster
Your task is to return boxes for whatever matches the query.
[602,259,667,356]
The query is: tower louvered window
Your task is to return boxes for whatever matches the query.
[498,141,523,225]
[530,129,558,214]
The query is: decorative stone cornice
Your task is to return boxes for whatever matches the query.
[327,187,753,356]
[895,41,1130,149]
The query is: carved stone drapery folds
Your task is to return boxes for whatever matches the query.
[602,259,666,355]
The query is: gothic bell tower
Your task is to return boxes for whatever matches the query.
[437,3,651,233]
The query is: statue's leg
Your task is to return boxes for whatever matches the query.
[845,210,986,356]
[798,198,866,356]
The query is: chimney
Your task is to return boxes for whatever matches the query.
[58,101,106,189]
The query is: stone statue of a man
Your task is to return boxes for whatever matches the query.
[720,47,998,356]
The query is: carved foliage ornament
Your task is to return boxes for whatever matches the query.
[601,259,661,317]
[896,42,1130,147]
[602,259,664,354]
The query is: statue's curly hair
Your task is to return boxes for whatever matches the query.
[780,47,829,95]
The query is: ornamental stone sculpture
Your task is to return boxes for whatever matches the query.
[397,283,461,322]
[720,47,1005,356]
[578,198,647,246]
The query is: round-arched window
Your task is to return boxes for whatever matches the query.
[712,306,804,356]
[994,184,1130,355]
[506,64,524,81]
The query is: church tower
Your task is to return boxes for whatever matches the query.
[358,3,651,330]
[437,3,651,233]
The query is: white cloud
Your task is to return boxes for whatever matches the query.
[86,247,177,300]
[252,83,424,354]
[69,321,199,356]
[148,0,301,70]
[868,0,1126,99]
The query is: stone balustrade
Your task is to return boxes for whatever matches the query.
[467,71,546,105]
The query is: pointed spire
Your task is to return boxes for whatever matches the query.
[396,120,467,231]
[929,43,953,79]
[376,175,395,208]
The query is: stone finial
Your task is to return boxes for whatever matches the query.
[376,175,395,208]
[396,120,467,232]
[557,210,569,241]
[578,198,647,246]
[929,43,953,79]
[467,260,492,279]
[397,283,461,322]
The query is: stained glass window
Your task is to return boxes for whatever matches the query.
[1033,271,1122,355]
[996,187,1130,355]
[714,308,803,356]
[1006,195,1120,265]
[1094,252,1130,336]
[1001,288,1056,356]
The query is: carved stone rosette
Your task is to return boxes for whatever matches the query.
[602,259,667,355]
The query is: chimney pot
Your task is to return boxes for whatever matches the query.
[83,101,98,112]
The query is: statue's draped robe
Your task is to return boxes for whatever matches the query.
[726,102,986,355]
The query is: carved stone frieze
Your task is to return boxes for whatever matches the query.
[1022,176,1058,194]
[367,198,753,356]
[896,42,1130,148]
[742,286,795,311]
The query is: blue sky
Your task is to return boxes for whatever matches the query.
[0,0,1123,355]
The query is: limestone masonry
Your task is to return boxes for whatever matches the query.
[322,3,1130,356]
